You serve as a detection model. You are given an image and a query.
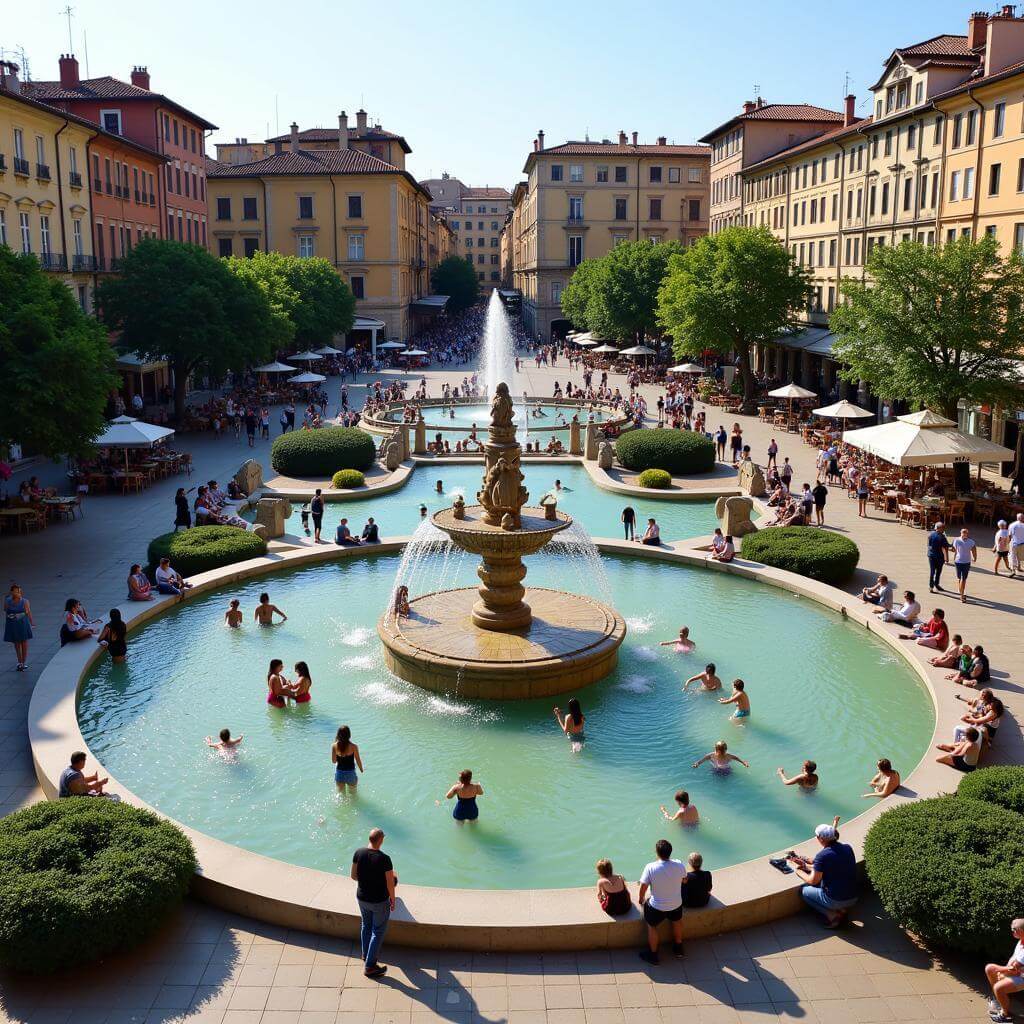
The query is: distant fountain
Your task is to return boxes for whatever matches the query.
[481,289,516,399]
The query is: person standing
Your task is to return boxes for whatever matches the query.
[715,425,727,462]
[310,488,324,544]
[350,828,397,979]
[637,838,687,963]
[1009,513,1024,575]
[993,520,1014,577]
[767,438,778,470]
[811,480,828,526]
[3,583,34,671]
[926,522,951,593]
[952,527,978,604]
[174,487,191,531]
[621,506,636,541]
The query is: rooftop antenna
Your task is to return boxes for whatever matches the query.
[843,71,851,96]
[61,6,74,52]
[82,28,89,77]
[753,82,760,100]
[16,45,31,81]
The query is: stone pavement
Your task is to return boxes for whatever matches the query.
[0,358,1013,1022]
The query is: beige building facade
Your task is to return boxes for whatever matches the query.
[508,131,709,341]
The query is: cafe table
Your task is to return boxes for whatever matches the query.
[0,507,37,533]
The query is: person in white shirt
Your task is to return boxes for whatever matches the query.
[881,591,920,627]
[637,839,688,963]
[1009,514,1024,574]
[993,520,1014,577]
[131,393,144,414]
[986,918,1024,1023]
[155,557,192,597]
[952,527,978,604]
[862,574,895,612]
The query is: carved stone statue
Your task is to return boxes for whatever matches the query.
[380,431,403,471]
[234,459,263,494]
[737,459,767,497]
[597,441,615,470]
[452,496,466,520]
[569,416,582,456]
[478,456,528,528]
[255,496,292,539]
[490,381,515,430]
[715,495,757,537]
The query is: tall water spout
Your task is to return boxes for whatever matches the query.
[481,289,516,398]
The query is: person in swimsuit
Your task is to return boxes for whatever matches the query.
[97,608,128,663]
[446,769,483,822]
[595,859,632,917]
[266,659,289,708]
[254,593,287,625]
[777,760,818,789]
[206,728,243,750]
[660,790,699,825]
[224,599,243,628]
[693,741,749,773]
[659,627,694,653]
[936,727,982,772]
[719,679,750,717]
[862,758,900,798]
[553,698,585,742]
[436,480,444,493]
[289,661,313,703]
[684,664,722,692]
[332,725,363,790]
[393,586,411,618]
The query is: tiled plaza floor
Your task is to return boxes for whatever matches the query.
[0,359,1015,1022]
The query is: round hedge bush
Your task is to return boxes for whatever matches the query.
[958,766,1024,815]
[741,527,859,585]
[147,525,267,578]
[0,799,195,973]
[864,796,1024,958]
[331,468,366,489]
[615,429,715,475]
[637,468,672,489]
[271,427,376,478]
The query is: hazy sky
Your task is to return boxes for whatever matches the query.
[5,0,976,188]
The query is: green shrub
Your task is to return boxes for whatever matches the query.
[331,468,365,489]
[958,766,1024,815]
[271,427,375,478]
[741,527,859,584]
[864,796,1024,958]
[615,429,715,475]
[148,525,266,578]
[0,799,195,973]
[637,468,672,489]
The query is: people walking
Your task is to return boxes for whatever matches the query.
[953,527,978,604]
[350,828,397,979]
[3,584,34,671]
[926,522,951,593]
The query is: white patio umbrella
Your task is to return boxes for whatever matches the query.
[620,344,657,356]
[769,382,818,423]
[254,361,297,374]
[399,348,429,357]
[593,344,620,354]
[813,399,873,434]
[288,371,327,384]
[94,415,176,471]
[668,362,707,374]
[313,345,344,356]
[288,350,322,363]
[574,337,598,347]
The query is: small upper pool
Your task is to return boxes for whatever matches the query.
[381,403,610,432]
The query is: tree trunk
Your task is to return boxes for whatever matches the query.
[173,361,189,425]
[738,344,757,414]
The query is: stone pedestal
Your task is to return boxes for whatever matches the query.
[254,497,292,539]
[737,459,767,497]
[715,495,757,537]
[585,423,600,461]
[414,416,427,455]
[234,459,263,495]
[597,441,615,470]
[569,417,582,456]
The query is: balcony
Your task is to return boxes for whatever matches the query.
[69,171,82,188]
[13,156,29,176]
[73,254,97,272]
[567,215,585,225]
[36,163,51,181]
[38,252,67,272]
[135,188,141,203]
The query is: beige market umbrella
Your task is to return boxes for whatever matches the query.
[813,399,873,433]
[842,411,1014,467]
[769,382,818,423]
[288,371,327,384]
[593,344,619,354]
[668,363,706,374]
[254,361,297,374]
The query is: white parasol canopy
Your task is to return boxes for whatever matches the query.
[94,415,175,449]
[288,350,322,363]
[399,348,429,357]
[769,383,818,400]
[288,371,327,384]
[620,344,657,356]
[668,363,707,374]
[313,345,344,356]
[378,340,406,350]
[593,344,620,354]
[842,410,1014,466]
[254,361,297,374]
[813,400,873,420]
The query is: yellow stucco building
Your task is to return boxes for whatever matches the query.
[207,121,448,347]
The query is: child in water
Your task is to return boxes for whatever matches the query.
[683,664,721,692]
[659,626,695,653]
[693,740,749,773]
[206,728,243,750]
[719,679,750,718]
[224,599,243,628]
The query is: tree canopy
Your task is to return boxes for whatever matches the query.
[97,239,279,420]
[657,226,810,411]
[431,256,480,314]
[0,247,118,459]
[830,236,1024,419]
[560,240,684,343]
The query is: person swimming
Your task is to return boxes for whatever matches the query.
[266,659,288,707]
[224,599,243,628]
[683,664,722,692]
[289,661,312,703]
[693,740,749,773]
[659,626,695,654]
[206,728,243,751]
[254,593,287,626]
[446,769,483,822]
[553,697,585,747]
[331,725,362,790]
[436,480,444,493]
[660,789,699,825]
[777,760,818,789]
[719,679,750,718]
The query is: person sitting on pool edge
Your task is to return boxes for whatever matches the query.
[640,518,661,545]
[595,859,632,917]
[710,535,735,563]
[59,751,109,797]
[335,518,362,546]
[788,817,858,928]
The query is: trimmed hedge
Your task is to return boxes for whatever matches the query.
[637,468,672,489]
[148,525,267,578]
[271,427,375,478]
[615,429,715,475]
[958,766,1024,816]
[741,527,859,585]
[864,796,1024,958]
[331,468,365,489]
[0,799,195,973]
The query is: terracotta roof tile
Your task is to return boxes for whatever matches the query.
[264,126,411,152]
[205,148,398,177]
[742,103,845,122]
[743,117,873,173]
[461,187,512,200]
[538,142,710,157]
[899,33,973,58]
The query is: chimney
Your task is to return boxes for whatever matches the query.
[356,108,367,131]
[289,122,300,153]
[537,129,545,150]
[533,139,538,152]
[742,100,756,114]
[618,130,627,145]
[844,93,857,127]
[657,135,667,146]
[0,61,20,95]
[338,111,349,149]
[985,6,1024,75]
[757,96,766,107]
[59,53,80,89]
[631,131,638,145]
[130,65,150,89]
[969,10,989,49]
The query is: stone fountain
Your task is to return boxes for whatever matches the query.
[378,382,626,700]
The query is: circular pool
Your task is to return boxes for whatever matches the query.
[380,402,610,432]
[78,547,933,890]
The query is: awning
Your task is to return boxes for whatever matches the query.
[842,411,1015,466]
[768,326,837,358]
[94,415,175,449]
[352,316,387,330]
[116,351,167,374]
[410,295,449,314]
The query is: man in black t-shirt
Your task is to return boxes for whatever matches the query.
[350,827,397,978]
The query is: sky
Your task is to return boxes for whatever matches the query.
[4,0,981,188]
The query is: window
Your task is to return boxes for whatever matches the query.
[347,194,362,218]
[465,237,473,248]
[907,124,917,150]
[615,197,627,220]
[243,237,259,257]
[994,101,1007,138]
[967,109,978,145]
[173,120,179,146]
[568,234,583,267]
[965,166,975,198]
[13,127,24,161]
[884,130,892,157]
[903,177,913,211]
[0,209,5,246]
[920,173,928,207]
[218,238,233,257]
[688,199,701,220]
[163,114,170,142]
[1019,158,1024,192]
[668,167,680,183]
[550,164,563,181]
[569,164,583,182]
[614,165,627,183]
[19,211,30,253]
[915,81,923,104]
[829,238,837,266]
[191,128,197,153]
[73,219,83,256]
[649,166,662,183]
[568,196,583,221]
[953,114,963,148]
[451,221,459,230]
[216,197,231,220]
[39,215,50,255]
[490,237,498,247]
[100,109,122,135]
[242,197,258,220]
[491,221,499,230]
[947,228,957,242]
[986,225,997,238]
[477,254,485,264]
[869,184,877,216]
[551,281,563,303]
[649,198,662,220]
[350,275,365,299]
[687,166,702,185]
[298,196,314,219]
[490,253,499,263]
[990,163,1002,196]
[934,115,944,145]
[348,233,365,260]
[596,165,608,182]
[298,235,314,258]
[1015,223,1024,251]
[950,170,961,201]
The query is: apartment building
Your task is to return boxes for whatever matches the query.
[700,101,845,234]
[451,187,511,285]
[508,131,710,341]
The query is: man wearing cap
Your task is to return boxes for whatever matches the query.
[787,816,858,928]
[350,827,398,978]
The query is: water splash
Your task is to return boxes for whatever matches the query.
[547,520,614,606]
[361,680,412,706]
[632,646,659,662]
[387,520,468,613]
[481,288,516,398]
[342,654,376,670]
[338,626,374,647]
[626,614,655,635]
[617,673,655,694]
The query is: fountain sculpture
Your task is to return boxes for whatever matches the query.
[378,382,626,699]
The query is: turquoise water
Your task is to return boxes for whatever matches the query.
[257,463,720,542]
[383,403,609,430]
[78,550,934,889]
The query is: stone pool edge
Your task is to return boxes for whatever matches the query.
[28,537,952,952]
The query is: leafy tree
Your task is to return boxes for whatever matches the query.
[657,227,810,412]
[0,246,118,459]
[431,256,479,314]
[559,257,602,332]
[223,252,296,351]
[97,240,279,421]
[830,236,1024,419]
